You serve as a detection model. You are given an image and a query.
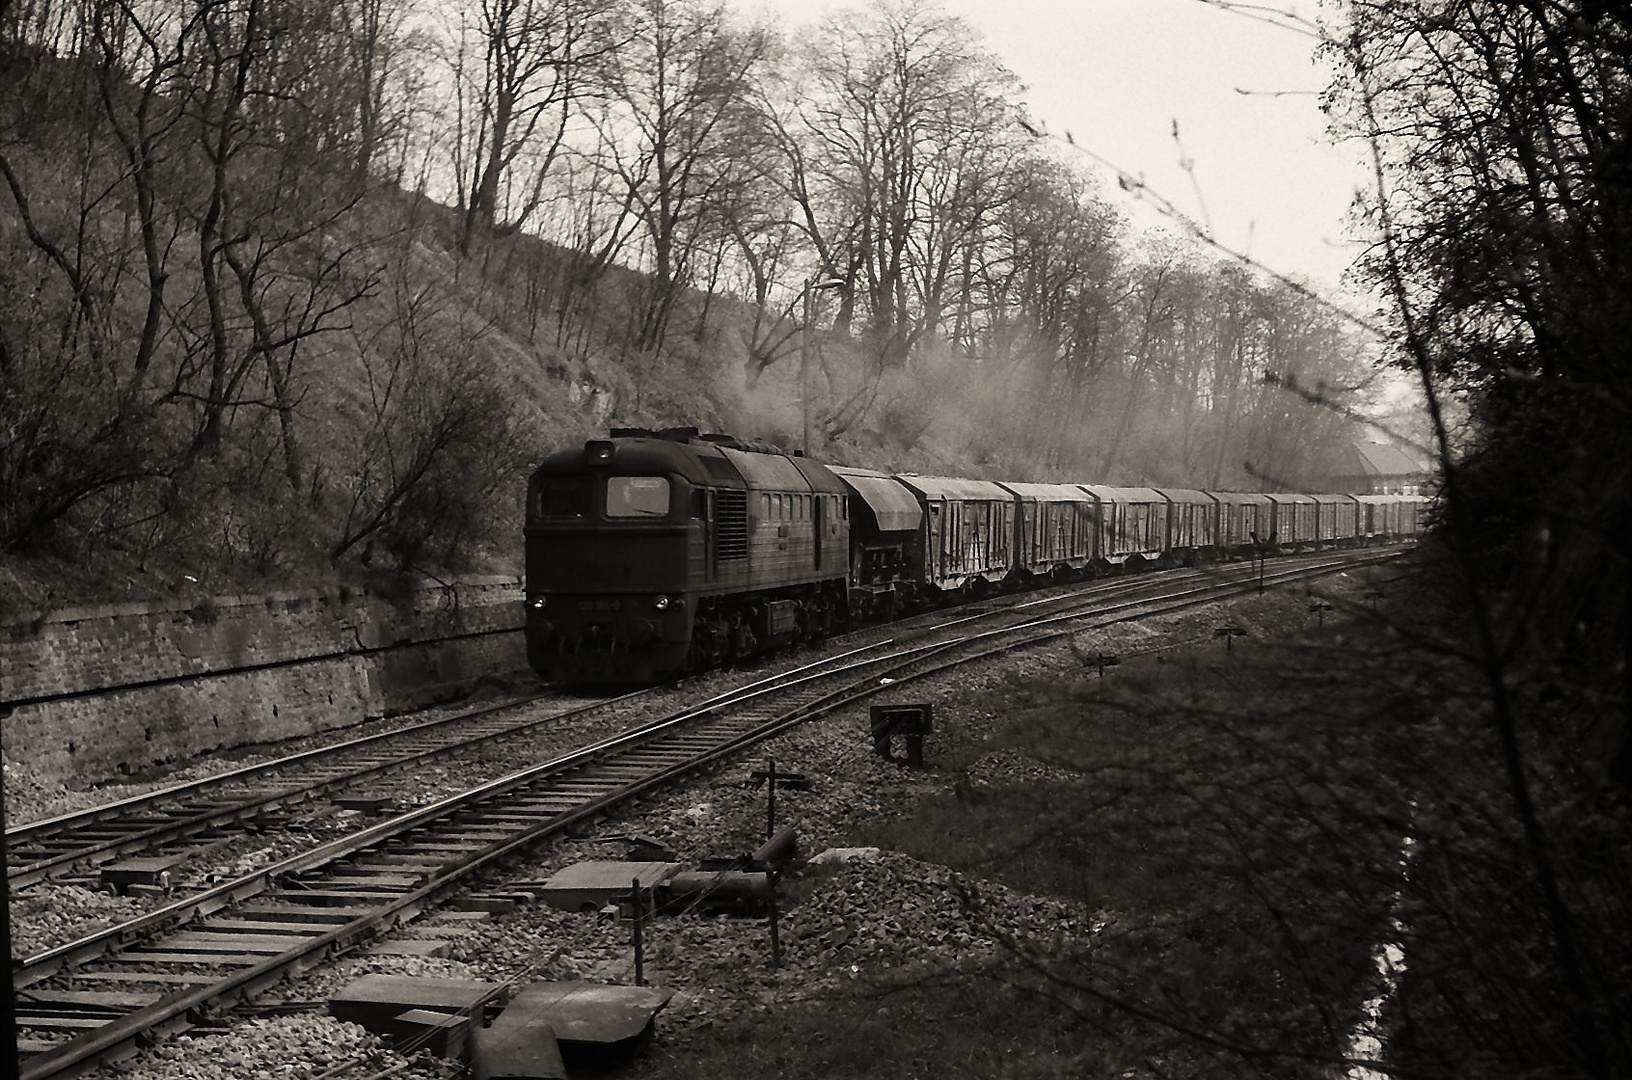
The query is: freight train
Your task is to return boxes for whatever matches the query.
[524,427,1427,683]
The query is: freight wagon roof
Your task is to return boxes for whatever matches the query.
[1079,484,1165,502]
[1209,492,1272,505]
[1310,493,1359,504]
[894,474,1015,502]
[830,467,922,532]
[719,446,816,491]
[1352,494,1399,504]
[1154,488,1215,504]
[996,481,1094,502]
[1266,492,1317,504]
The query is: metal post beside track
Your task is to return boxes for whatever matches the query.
[631,879,645,987]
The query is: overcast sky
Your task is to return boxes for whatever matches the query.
[739,0,1368,294]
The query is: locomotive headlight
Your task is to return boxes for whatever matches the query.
[527,595,547,611]
[653,594,671,611]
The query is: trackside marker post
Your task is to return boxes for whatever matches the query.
[631,879,645,987]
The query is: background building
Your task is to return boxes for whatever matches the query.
[1322,441,1433,494]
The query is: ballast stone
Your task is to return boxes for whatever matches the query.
[808,846,883,865]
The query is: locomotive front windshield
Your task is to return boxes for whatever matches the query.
[532,475,589,519]
[606,476,671,517]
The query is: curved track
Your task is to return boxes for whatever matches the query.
[3,691,660,890]
[11,549,1403,1078]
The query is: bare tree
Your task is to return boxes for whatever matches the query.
[587,0,770,353]
[451,0,605,253]
[780,0,1021,366]
[335,244,521,567]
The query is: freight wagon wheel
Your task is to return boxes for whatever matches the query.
[729,616,757,661]
[808,596,832,640]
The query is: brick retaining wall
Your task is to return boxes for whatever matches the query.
[0,578,528,785]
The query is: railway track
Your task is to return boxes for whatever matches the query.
[3,690,657,890]
[10,548,1401,1079]
[3,548,1337,893]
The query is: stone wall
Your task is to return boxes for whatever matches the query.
[1,577,528,785]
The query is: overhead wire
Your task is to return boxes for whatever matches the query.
[1013,0,1388,340]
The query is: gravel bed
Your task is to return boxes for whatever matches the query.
[86,1014,458,1080]
[39,577,1361,1077]
[10,808,381,958]
[8,687,697,955]
[7,600,1015,957]
[245,598,1247,1065]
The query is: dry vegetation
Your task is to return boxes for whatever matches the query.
[637,562,1631,1079]
[2,0,1388,610]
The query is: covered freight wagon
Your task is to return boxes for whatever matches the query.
[893,475,1016,593]
[1080,485,1168,567]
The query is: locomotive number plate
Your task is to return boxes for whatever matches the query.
[577,599,623,612]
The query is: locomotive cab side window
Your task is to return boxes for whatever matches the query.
[606,476,671,518]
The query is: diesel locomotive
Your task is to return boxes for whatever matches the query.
[524,427,1427,684]
[525,429,849,682]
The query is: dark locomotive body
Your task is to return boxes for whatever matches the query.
[525,429,847,683]
[526,429,1430,684]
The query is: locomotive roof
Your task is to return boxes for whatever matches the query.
[785,456,848,495]
[535,435,736,484]
[894,474,1015,501]
[1079,484,1165,501]
[541,435,845,492]
[996,480,1095,502]
[719,446,822,491]
[829,467,923,532]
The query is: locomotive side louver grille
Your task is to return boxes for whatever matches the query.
[716,488,748,561]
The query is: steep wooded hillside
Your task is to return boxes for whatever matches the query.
[1,0,1389,607]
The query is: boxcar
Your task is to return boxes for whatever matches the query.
[1312,494,1361,547]
[1267,493,1320,549]
[1080,485,1168,567]
[1212,492,1274,554]
[1353,494,1395,541]
[1355,493,1429,542]
[1399,494,1429,539]
[1157,488,1219,563]
[893,475,1016,594]
[998,481,1099,580]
